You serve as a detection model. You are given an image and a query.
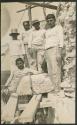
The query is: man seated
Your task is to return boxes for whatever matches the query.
[2,57,54,98]
[2,58,38,103]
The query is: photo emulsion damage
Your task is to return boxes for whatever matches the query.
[1,2,76,124]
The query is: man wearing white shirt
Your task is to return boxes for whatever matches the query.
[28,20,45,72]
[2,29,25,72]
[21,21,34,67]
[22,21,30,51]
[45,14,64,92]
[2,58,53,96]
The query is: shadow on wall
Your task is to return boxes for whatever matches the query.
[1,71,11,88]
[46,107,55,123]
[35,107,55,124]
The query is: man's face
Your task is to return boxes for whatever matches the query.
[23,23,30,31]
[11,34,18,40]
[47,18,55,27]
[33,23,40,30]
[16,60,24,70]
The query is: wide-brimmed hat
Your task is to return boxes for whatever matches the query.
[9,28,20,36]
[32,20,40,26]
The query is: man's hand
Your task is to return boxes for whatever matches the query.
[30,70,38,75]
[2,86,9,95]
[4,88,9,95]
[56,48,62,66]
[28,48,37,57]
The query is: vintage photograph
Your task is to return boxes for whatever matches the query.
[1,1,76,124]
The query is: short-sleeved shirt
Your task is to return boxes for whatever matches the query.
[29,29,45,49]
[45,24,64,49]
[22,28,34,45]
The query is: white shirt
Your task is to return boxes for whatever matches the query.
[28,29,45,49]
[14,67,38,77]
[5,66,39,86]
[45,24,64,49]
[21,28,34,45]
[2,39,25,56]
[22,30,31,45]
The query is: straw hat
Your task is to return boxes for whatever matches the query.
[32,20,40,26]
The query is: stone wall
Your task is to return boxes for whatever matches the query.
[57,2,76,87]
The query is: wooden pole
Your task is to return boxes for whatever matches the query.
[28,6,32,28]
[43,7,46,20]
[18,94,42,123]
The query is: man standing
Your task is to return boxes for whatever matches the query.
[3,29,25,72]
[45,14,64,92]
[28,20,45,72]
[21,21,31,67]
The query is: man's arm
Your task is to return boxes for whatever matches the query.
[22,68,39,75]
[58,25,64,49]
[29,69,39,75]
[43,30,46,49]
[20,40,25,55]
[28,32,32,49]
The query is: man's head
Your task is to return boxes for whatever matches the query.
[23,21,30,31]
[9,28,20,40]
[32,20,40,30]
[16,58,24,70]
[46,14,56,28]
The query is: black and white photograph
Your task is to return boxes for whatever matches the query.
[1,1,76,124]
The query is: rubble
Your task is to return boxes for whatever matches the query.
[57,2,76,89]
[60,79,71,88]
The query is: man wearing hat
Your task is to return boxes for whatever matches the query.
[6,28,25,72]
[28,20,45,72]
[45,14,64,93]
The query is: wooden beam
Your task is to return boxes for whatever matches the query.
[16,5,37,13]
[18,104,28,111]
[43,7,46,20]
[40,99,56,108]
[18,94,42,123]
[1,93,18,122]
[28,6,32,28]
[18,98,56,111]
[20,2,57,10]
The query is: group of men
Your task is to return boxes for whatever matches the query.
[3,13,64,95]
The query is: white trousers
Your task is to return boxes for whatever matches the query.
[29,48,45,72]
[45,47,61,90]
